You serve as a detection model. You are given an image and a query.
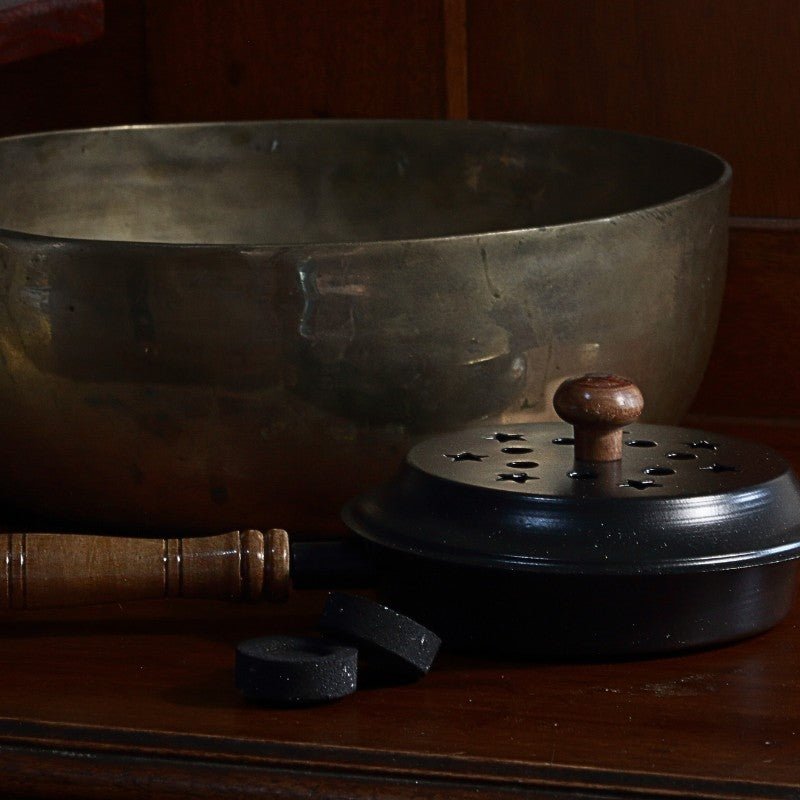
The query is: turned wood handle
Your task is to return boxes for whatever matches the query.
[0,528,290,610]
[553,374,644,461]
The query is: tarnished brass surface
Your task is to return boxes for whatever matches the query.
[0,121,730,535]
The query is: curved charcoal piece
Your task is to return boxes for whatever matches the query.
[235,635,357,705]
[319,592,441,680]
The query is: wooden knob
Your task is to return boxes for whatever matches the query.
[553,374,644,461]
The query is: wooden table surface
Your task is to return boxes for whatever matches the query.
[2,426,800,800]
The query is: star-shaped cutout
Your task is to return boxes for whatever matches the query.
[485,432,525,442]
[496,472,538,484]
[444,452,488,462]
[621,479,662,490]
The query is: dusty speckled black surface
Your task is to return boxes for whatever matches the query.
[235,635,358,705]
[319,592,441,680]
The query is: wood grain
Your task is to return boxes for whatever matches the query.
[443,0,468,119]
[466,0,800,218]
[0,0,146,136]
[0,529,278,609]
[145,0,449,121]
[2,544,800,799]
[0,9,797,434]
[0,9,796,797]
[0,1,797,220]
[689,222,800,421]
[0,0,103,65]
[553,374,644,461]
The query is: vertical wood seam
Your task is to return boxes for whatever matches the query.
[238,530,247,599]
[7,533,27,610]
[141,0,157,122]
[4,532,11,609]
[20,532,26,610]
[162,536,169,598]
[177,536,184,598]
[443,0,469,119]
[164,536,183,599]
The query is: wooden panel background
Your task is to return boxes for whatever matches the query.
[0,0,797,424]
[466,0,800,218]
[144,0,449,121]
[0,0,146,135]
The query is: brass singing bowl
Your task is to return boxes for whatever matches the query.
[0,120,730,535]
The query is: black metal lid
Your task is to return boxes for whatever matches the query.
[343,421,800,575]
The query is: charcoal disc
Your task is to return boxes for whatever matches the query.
[320,592,441,680]
[235,635,357,705]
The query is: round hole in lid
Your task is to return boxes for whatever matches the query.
[568,469,598,480]
[644,466,675,476]
[688,440,719,451]
[700,463,738,473]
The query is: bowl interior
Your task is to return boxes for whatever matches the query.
[0,121,727,245]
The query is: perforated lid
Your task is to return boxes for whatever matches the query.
[344,377,800,576]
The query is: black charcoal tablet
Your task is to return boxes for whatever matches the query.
[235,635,358,705]
[319,592,441,680]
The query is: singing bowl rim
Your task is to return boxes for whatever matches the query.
[0,118,731,248]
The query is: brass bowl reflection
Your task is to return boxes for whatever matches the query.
[0,121,730,534]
